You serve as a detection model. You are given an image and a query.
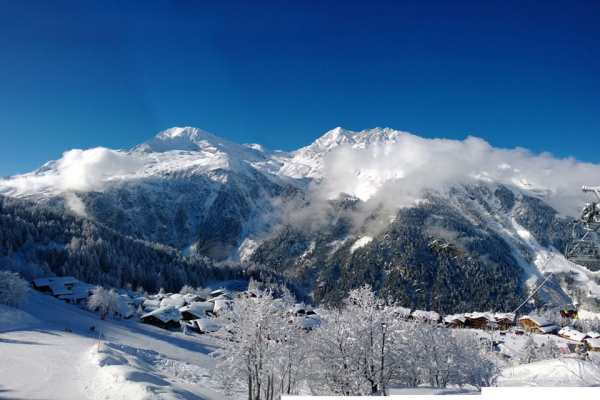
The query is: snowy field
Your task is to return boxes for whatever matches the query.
[1,290,600,399]
[0,291,232,399]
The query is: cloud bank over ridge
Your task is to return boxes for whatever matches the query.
[316,132,598,218]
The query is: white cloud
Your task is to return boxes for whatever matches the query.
[0,147,143,215]
[314,132,600,218]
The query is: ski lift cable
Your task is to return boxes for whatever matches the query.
[512,252,558,315]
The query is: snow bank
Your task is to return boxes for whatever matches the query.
[0,303,42,332]
[497,358,600,387]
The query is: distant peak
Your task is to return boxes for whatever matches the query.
[156,127,214,141]
[133,126,235,153]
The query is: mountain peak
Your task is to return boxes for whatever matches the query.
[133,126,236,153]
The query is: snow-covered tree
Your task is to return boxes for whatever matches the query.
[87,286,120,318]
[0,270,29,308]
[540,339,559,360]
[179,284,195,294]
[520,335,541,364]
[211,289,290,400]
[309,285,403,395]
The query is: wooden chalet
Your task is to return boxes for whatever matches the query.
[444,314,466,328]
[160,296,186,309]
[558,327,588,342]
[519,315,558,334]
[194,318,221,334]
[179,301,214,320]
[494,313,516,330]
[409,310,441,324]
[182,293,206,304]
[32,276,79,294]
[140,306,182,329]
[464,312,495,329]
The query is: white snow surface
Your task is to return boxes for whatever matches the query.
[0,291,232,400]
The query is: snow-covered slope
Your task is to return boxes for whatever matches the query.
[0,291,234,399]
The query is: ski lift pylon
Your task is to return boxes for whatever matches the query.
[565,186,600,262]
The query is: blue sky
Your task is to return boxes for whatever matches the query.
[0,0,598,177]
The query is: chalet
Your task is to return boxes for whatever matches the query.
[160,297,186,309]
[464,312,495,330]
[132,296,148,307]
[140,306,183,329]
[182,293,206,304]
[558,327,588,342]
[141,299,161,311]
[519,315,559,334]
[179,302,214,320]
[494,313,516,330]
[584,338,600,352]
[392,306,412,319]
[444,314,466,328]
[212,299,232,315]
[587,331,600,339]
[116,297,134,319]
[410,310,441,324]
[32,276,79,293]
[210,288,233,300]
[194,318,221,334]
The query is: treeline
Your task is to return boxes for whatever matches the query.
[0,195,307,301]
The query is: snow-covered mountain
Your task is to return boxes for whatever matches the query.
[1,126,599,312]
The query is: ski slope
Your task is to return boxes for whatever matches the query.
[0,291,233,399]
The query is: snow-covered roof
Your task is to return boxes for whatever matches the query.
[194,318,221,333]
[587,331,600,339]
[558,326,574,336]
[179,302,214,318]
[142,299,161,308]
[536,324,559,334]
[132,297,147,306]
[210,288,233,298]
[411,310,440,321]
[116,298,134,318]
[392,306,412,318]
[180,301,214,312]
[140,306,182,323]
[49,283,73,296]
[564,329,587,342]
[182,293,204,303]
[160,297,186,309]
[519,315,553,327]
[32,276,78,287]
[210,294,232,302]
[584,338,600,348]
[292,315,321,330]
[494,312,515,322]
[57,292,88,301]
[444,314,466,323]
[465,312,495,321]
[212,299,231,313]
[312,308,331,318]
[293,303,306,313]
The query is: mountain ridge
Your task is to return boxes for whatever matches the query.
[1,126,599,312]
